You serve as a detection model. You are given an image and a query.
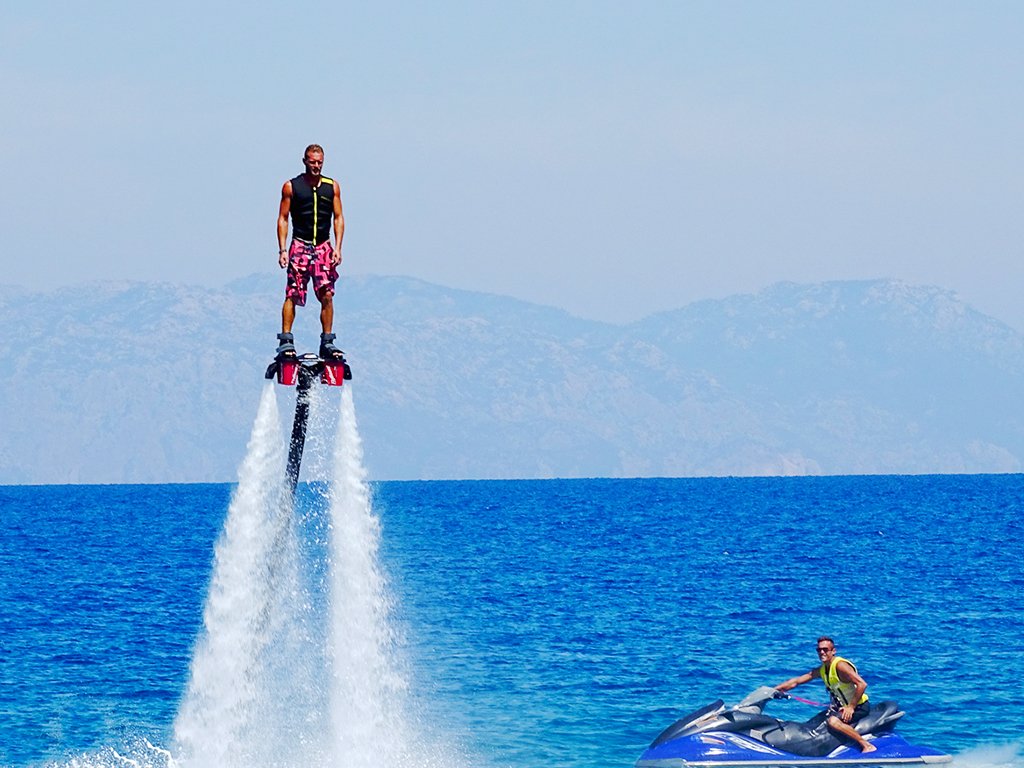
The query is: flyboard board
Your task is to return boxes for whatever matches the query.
[265,351,352,387]
[264,349,353,492]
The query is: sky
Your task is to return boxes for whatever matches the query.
[3,1,1024,328]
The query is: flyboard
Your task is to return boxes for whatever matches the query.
[265,350,352,492]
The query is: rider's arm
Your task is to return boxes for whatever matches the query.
[775,669,817,692]
[835,661,867,718]
[332,184,344,266]
[277,181,292,267]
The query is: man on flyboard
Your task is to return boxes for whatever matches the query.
[275,144,345,361]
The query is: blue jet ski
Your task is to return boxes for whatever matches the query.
[637,686,952,767]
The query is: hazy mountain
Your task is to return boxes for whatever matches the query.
[1,275,1021,484]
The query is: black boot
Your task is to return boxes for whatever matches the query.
[276,332,296,359]
[319,332,343,361]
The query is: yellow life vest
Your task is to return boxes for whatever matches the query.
[819,656,869,706]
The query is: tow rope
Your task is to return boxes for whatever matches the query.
[788,693,826,707]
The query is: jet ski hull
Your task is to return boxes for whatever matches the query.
[637,731,952,766]
[637,688,951,768]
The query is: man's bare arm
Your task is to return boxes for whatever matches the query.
[776,669,818,692]
[332,184,344,266]
[278,181,293,268]
[834,661,868,722]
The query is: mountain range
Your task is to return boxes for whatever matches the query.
[2,274,1021,484]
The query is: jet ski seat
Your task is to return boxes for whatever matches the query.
[853,700,904,735]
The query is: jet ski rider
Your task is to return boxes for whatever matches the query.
[775,636,878,753]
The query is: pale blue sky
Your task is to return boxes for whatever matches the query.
[3,1,1023,327]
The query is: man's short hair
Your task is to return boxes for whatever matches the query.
[304,144,324,158]
[817,636,835,647]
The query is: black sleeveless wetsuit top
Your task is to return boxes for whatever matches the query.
[290,174,336,245]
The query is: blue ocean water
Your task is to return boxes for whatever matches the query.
[1,475,1023,767]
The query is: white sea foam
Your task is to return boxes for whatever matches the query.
[953,742,1024,768]
[43,738,177,768]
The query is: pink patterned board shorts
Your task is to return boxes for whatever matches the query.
[285,239,338,306]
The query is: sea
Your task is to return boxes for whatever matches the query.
[1,384,1023,768]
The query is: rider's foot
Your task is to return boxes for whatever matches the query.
[860,743,877,753]
[276,332,297,359]
[319,332,345,361]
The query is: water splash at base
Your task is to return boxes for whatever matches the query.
[327,386,409,766]
[44,382,468,768]
[172,383,325,767]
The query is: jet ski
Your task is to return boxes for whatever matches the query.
[636,686,951,767]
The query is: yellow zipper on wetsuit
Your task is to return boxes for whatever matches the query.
[313,183,319,246]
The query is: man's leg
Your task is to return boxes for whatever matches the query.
[317,289,334,334]
[827,715,876,752]
[281,297,296,334]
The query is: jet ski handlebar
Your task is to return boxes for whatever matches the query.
[736,685,787,710]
